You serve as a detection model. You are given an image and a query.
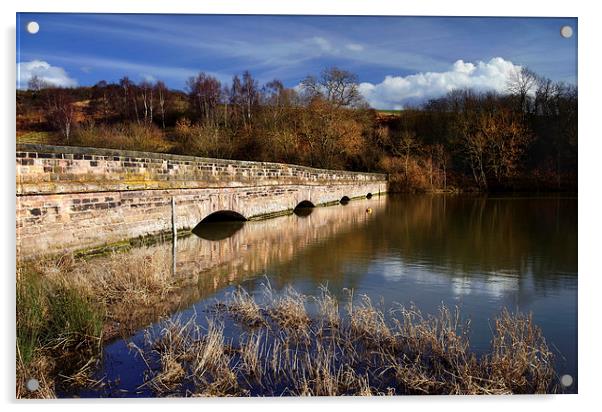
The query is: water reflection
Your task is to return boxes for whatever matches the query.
[192,221,245,241]
[177,197,383,287]
[293,207,314,217]
[293,200,316,217]
[84,194,577,395]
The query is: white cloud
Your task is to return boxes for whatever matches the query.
[142,74,157,83]
[17,60,77,89]
[346,43,364,52]
[358,57,521,109]
[311,38,365,56]
[312,36,333,52]
[42,54,227,86]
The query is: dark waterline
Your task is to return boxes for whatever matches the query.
[70,194,577,397]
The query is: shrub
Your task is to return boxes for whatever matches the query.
[72,122,169,153]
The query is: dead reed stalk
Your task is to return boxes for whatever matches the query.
[137,284,558,396]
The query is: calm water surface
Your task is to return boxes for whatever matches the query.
[73,194,578,396]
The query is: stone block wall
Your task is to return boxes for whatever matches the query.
[16,144,388,257]
[16,144,386,195]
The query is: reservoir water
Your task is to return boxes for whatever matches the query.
[72,194,577,396]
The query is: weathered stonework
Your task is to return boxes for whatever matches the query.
[83,197,386,333]
[16,144,388,257]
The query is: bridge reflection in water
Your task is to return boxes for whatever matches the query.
[176,196,384,299]
[89,196,385,331]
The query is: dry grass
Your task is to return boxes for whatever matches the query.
[221,287,265,327]
[264,283,311,333]
[16,249,177,398]
[73,122,172,153]
[30,249,176,323]
[137,284,558,396]
[488,309,555,394]
[16,265,104,399]
[315,284,340,330]
[17,251,558,398]
[16,347,56,399]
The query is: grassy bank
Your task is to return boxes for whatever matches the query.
[16,266,103,398]
[16,249,178,398]
[17,251,558,397]
[138,284,557,396]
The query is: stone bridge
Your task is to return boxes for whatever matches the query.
[16,144,387,257]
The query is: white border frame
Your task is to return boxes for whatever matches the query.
[2,1,599,411]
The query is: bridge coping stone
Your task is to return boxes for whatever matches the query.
[16,144,387,179]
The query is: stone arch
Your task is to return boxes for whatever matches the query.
[294,200,315,210]
[192,210,247,240]
[293,200,315,217]
[366,193,373,199]
[199,210,247,223]
[340,196,350,204]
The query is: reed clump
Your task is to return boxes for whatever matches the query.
[16,266,104,398]
[16,249,177,398]
[139,284,557,396]
[265,285,311,333]
[33,249,175,309]
[221,287,265,327]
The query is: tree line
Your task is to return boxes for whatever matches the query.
[17,66,577,192]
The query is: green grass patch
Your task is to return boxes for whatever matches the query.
[16,268,103,365]
[376,109,402,115]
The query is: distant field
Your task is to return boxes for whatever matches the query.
[16,131,56,145]
[377,109,402,115]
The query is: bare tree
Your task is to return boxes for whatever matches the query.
[242,71,259,124]
[479,109,531,181]
[27,75,51,91]
[119,77,133,121]
[155,81,168,129]
[90,80,111,120]
[507,67,538,114]
[457,112,488,189]
[138,81,154,125]
[45,88,76,143]
[187,72,222,124]
[301,67,364,108]
[434,143,448,190]
[392,130,417,180]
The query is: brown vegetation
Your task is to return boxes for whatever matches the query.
[16,264,103,399]
[27,249,179,335]
[138,284,557,396]
[16,249,180,398]
[17,66,577,192]
[17,245,559,397]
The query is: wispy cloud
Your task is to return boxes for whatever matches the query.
[18,14,576,94]
[346,43,364,52]
[312,37,333,53]
[44,15,450,77]
[23,53,226,85]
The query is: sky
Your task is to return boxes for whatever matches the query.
[16,13,577,109]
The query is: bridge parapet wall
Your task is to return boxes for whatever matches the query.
[16,144,388,257]
[17,144,386,195]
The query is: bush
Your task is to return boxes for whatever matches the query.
[72,122,170,153]
[172,118,236,159]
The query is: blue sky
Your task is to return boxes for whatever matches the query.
[16,13,577,109]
